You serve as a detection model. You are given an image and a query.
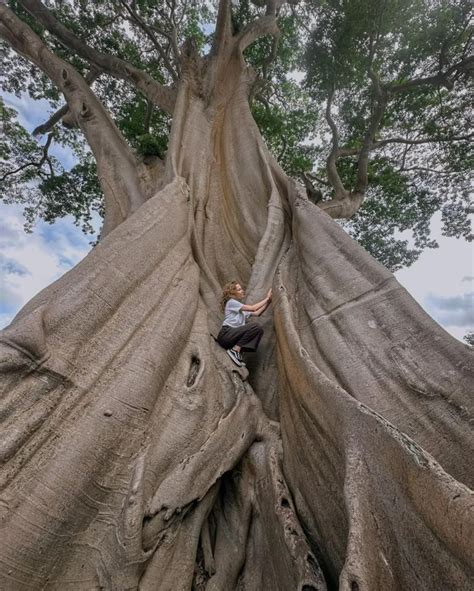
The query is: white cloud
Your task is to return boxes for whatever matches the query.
[3,92,77,169]
[0,220,22,247]
[48,141,77,169]
[0,283,23,310]
[3,92,53,133]
[395,213,474,341]
[0,203,93,328]
[1,90,94,330]
[426,292,474,327]
[0,253,30,276]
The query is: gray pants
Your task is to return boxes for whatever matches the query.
[216,323,264,352]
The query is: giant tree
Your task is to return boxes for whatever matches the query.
[0,1,473,589]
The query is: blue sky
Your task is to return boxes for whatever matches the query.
[5,92,78,168]
[1,93,473,341]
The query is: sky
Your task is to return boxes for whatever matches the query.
[1,92,473,342]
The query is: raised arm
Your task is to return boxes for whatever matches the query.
[250,301,270,317]
[241,289,272,313]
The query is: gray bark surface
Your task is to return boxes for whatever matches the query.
[0,3,473,589]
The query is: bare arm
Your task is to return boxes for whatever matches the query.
[250,301,270,317]
[241,288,272,313]
[241,297,269,312]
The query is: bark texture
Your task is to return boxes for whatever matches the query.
[0,5,473,590]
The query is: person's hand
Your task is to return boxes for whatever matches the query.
[267,288,272,301]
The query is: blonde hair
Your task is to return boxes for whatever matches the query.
[221,281,243,311]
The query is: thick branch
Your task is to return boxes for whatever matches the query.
[325,88,349,199]
[262,0,294,16]
[237,15,279,54]
[318,193,364,219]
[149,2,181,71]
[0,3,145,237]
[212,0,233,56]
[151,22,181,70]
[33,103,69,135]
[301,172,323,204]
[305,172,331,187]
[354,70,388,195]
[33,67,101,135]
[385,56,474,94]
[16,0,176,113]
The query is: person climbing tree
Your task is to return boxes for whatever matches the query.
[217,282,272,366]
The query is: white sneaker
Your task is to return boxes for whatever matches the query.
[227,349,243,366]
[235,351,246,366]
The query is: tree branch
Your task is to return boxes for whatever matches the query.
[32,103,69,136]
[398,165,464,176]
[212,0,233,56]
[16,0,176,113]
[305,172,331,187]
[252,90,271,112]
[318,193,364,219]
[1,132,54,183]
[385,56,474,94]
[354,68,388,195]
[149,22,181,73]
[237,15,279,54]
[33,67,101,135]
[338,133,474,157]
[325,87,349,199]
[119,0,179,81]
[148,0,181,67]
[301,172,323,203]
[0,3,145,237]
[375,133,474,148]
[262,0,292,17]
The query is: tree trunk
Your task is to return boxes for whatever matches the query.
[1,23,473,591]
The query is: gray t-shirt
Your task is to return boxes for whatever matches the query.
[223,298,251,328]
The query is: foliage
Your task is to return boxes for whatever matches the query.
[0,0,472,269]
[0,96,102,234]
[463,331,474,348]
[303,0,473,266]
[341,157,441,271]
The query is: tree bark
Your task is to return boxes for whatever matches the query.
[0,6,473,591]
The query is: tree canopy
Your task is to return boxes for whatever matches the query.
[1,0,472,269]
[0,2,473,589]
